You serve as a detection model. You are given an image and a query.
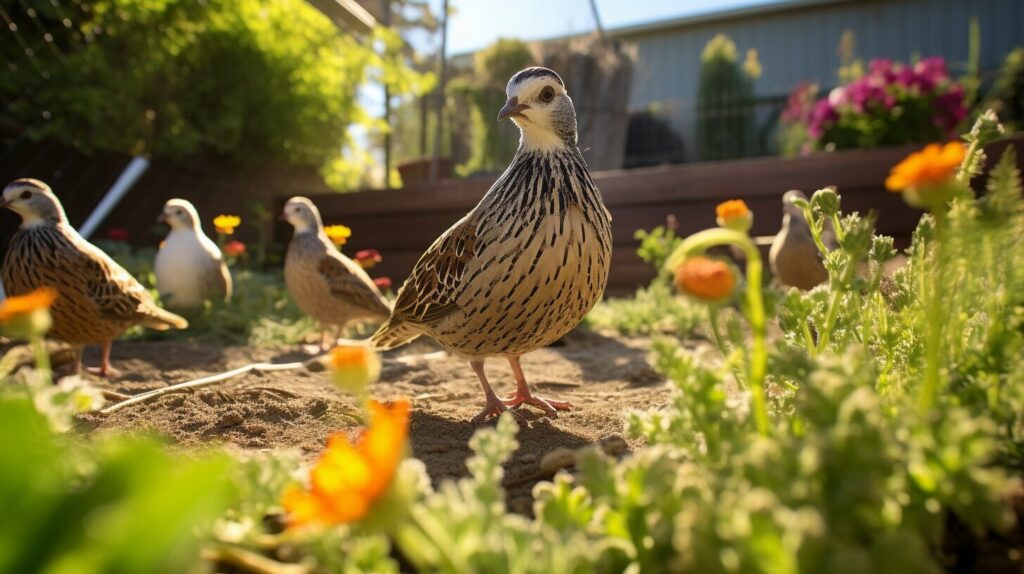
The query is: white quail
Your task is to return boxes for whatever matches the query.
[154,198,232,311]
[0,178,188,376]
[371,67,613,422]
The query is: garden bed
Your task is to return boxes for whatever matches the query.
[76,328,689,512]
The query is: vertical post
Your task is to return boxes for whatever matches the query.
[588,0,606,44]
[382,0,393,188]
[428,0,448,183]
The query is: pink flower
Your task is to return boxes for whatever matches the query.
[373,277,392,290]
[354,249,383,269]
[106,228,130,242]
[223,240,246,257]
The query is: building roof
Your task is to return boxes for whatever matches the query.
[605,0,858,39]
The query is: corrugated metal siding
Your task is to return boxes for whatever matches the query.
[619,0,1024,160]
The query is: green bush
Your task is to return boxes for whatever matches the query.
[695,34,760,161]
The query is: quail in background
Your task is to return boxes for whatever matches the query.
[282,196,391,351]
[769,189,834,290]
[0,179,188,376]
[372,67,613,423]
[154,198,231,311]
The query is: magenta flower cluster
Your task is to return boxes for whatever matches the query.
[813,58,966,137]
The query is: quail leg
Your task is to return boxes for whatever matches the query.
[470,360,522,423]
[85,340,121,378]
[503,356,572,417]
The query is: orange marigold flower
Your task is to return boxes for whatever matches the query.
[283,398,410,527]
[223,240,246,257]
[674,256,737,303]
[715,199,753,232]
[213,214,241,235]
[885,142,965,193]
[0,287,58,323]
[324,224,352,247]
[329,345,382,395]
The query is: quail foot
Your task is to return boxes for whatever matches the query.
[154,198,232,311]
[282,197,391,353]
[371,67,613,423]
[0,178,188,377]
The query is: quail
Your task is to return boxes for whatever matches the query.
[154,199,232,311]
[769,189,834,290]
[371,67,613,423]
[0,178,188,376]
[282,196,391,350]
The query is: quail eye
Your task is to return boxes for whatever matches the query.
[539,86,555,103]
[19,191,31,200]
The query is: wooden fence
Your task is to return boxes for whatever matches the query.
[292,137,1022,295]
[3,137,1021,297]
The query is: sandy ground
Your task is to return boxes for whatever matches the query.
[75,328,681,511]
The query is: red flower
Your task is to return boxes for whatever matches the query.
[373,277,392,290]
[223,240,246,257]
[355,249,383,269]
[106,228,130,242]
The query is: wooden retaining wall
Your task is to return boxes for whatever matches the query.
[291,137,1022,295]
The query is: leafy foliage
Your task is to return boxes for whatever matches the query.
[0,0,430,189]
[696,34,759,161]
[452,38,536,175]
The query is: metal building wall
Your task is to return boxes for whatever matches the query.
[618,0,1024,160]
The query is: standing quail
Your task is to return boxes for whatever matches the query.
[371,67,613,423]
[769,190,833,290]
[154,199,232,311]
[0,179,188,376]
[282,197,391,350]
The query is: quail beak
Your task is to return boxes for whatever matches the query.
[497,96,529,121]
[156,213,167,224]
[0,198,9,210]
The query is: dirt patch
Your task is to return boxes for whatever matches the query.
[76,329,695,509]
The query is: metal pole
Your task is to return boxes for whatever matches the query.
[382,0,392,188]
[428,0,448,183]
[78,156,150,239]
[588,0,606,44]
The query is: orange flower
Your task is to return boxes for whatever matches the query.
[283,398,410,527]
[329,345,382,395]
[213,214,241,235]
[885,142,965,193]
[674,256,737,303]
[0,287,58,323]
[715,199,753,232]
[324,224,352,247]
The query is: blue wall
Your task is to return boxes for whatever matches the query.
[617,0,1024,160]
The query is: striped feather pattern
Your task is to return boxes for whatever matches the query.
[373,146,612,357]
[2,223,187,344]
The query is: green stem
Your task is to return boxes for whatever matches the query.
[736,240,770,436]
[815,289,843,354]
[30,336,50,379]
[918,213,947,413]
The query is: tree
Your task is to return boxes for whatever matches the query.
[0,0,428,190]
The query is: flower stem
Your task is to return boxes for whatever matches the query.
[30,336,51,379]
[918,215,947,413]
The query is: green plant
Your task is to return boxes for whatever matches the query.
[0,0,430,190]
[696,34,760,161]
[452,38,535,175]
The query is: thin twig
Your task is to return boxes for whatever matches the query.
[201,544,310,574]
[99,360,309,414]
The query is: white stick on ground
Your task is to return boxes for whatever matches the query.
[100,360,308,414]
